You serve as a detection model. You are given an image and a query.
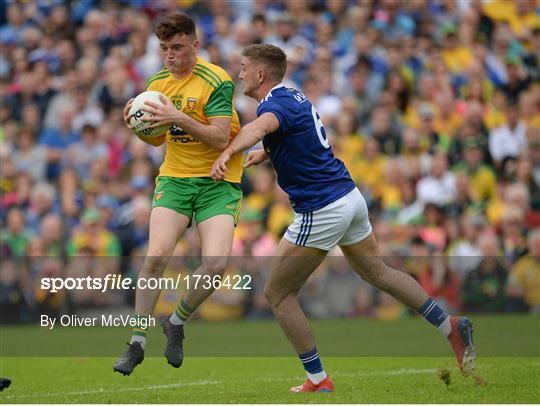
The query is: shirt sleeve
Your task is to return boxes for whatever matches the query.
[205,80,234,117]
[258,100,290,133]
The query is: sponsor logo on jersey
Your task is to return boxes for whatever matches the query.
[170,135,199,144]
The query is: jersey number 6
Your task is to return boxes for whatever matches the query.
[311,105,330,149]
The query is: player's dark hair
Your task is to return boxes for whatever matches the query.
[154,13,196,40]
[242,44,287,82]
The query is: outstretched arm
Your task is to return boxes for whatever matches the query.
[211,113,279,181]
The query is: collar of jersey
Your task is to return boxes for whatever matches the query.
[259,83,286,105]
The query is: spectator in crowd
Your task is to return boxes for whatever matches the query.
[502,57,532,103]
[395,178,424,225]
[416,152,456,207]
[462,233,507,313]
[116,195,151,257]
[444,171,477,218]
[489,103,528,169]
[453,138,497,203]
[364,106,401,155]
[1,207,33,257]
[506,229,540,313]
[0,259,29,323]
[66,207,120,258]
[266,12,313,69]
[39,105,80,180]
[0,4,31,46]
[12,127,47,182]
[63,123,108,180]
[348,136,387,201]
[38,214,64,257]
[499,206,528,266]
[447,214,485,282]
[26,182,57,233]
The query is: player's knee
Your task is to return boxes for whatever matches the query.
[146,245,173,258]
[263,285,277,307]
[263,284,288,309]
[143,251,170,274]
[202,257,229,276]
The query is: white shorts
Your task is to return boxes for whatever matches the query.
[284,187,372,251]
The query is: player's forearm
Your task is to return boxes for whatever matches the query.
[137,133,166,146]
[225,122,266,155]
[175,115,229,150]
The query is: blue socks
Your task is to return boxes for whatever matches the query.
[417,298,451,336]
[299,347,327,384]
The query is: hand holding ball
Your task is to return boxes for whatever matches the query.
[128,91,170,138]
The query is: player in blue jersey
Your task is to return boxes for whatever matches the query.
[211,44,476,393]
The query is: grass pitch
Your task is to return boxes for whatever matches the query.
[1,315,539,403]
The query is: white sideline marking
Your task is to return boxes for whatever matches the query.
[2,380,221,400]
[336,367,437,378]
[261,367,437,383]
[4,368,437,400]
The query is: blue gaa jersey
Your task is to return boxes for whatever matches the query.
[257,84,356,213]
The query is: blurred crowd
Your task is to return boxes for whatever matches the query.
[1,0,539,323]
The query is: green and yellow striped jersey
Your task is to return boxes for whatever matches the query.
[146,57,243,183]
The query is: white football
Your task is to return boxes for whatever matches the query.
[128,91,170,138]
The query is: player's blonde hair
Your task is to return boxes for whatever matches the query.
[242,44,287,82]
